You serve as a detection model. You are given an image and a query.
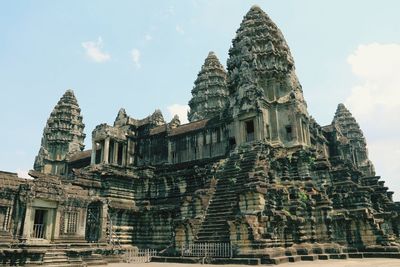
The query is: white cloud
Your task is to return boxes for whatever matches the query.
[130,48,141,68]
[144,34,153,41]
[17,169,32,179]
[167,104,189,124]
[346,43,400,117]
[81,37,111,63]
[345,43,400,200]
[175,25,185,35]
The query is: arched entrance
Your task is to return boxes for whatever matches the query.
[85,202,101,242]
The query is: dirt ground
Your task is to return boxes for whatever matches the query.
[108,258,400,267]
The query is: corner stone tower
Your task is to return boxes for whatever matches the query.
[332,103,375,176]
[34,89,85,175]
[227,5,310,147]
[188,51,228,122]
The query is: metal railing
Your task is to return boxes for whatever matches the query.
[124,248,157,263]
[181,242,232,258]
[32,224,45,238]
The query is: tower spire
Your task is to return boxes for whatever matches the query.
[188,51,228,122]
[226,6,309,146]
[34,89,85,175]
[332,103,375,176]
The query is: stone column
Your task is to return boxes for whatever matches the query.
[298,118,304,144]
[103,137,110,164]
[256,116,262,141]
[53,208,62,240]
[122,144,127,166]
[91,140,96,165]
[79,208,87,238]
[21,204,33,241]
[99,202,108,243]
[270,106,280,143]
[45,209,56,240]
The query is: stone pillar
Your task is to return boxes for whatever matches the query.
[99,202,108,243]
[122,144,127,166]
[126,140,131,165]
[298,117,304,144]
[21,204,33,240]
[103,137,110,164]
[45,209,56,240]
[256,115,262,141]
[270,106,280,143]
[79,208,87,237]
[53,208,62,239]
[91,140,96,165]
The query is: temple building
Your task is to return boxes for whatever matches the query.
[1,5,400,266]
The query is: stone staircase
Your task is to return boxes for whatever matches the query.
[42,250,82,267]
[196,142,262,242]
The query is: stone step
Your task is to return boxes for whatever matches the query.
[43,258,69,263]
[197,228,230,233]
[300,255,318,261]
[206,207,234,214]
[289,255,301,262]
[198,226,230,231]
[196,149,260,243]
[202,218,232,224]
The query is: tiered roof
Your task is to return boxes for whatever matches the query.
[34,90,85,170]
[227,5,306,112]
[333,103,366,145]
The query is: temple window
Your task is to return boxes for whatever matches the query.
[266,124,270,140]
[285,125,293,141]
[212,131,218,143]
[245,120,255,142]
[109,140,115,163]
[117,143,123,165]
[95,143,101,164]
[64,211,79,234]
[32,209,47,238]
[0,206,10,231]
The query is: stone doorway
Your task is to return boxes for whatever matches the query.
[32,209,47,239]
[245,120,255,142]
[85,202,101,242]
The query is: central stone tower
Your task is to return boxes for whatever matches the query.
[227,6,310,147]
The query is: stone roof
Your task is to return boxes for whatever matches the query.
[169,119,209,137]
[114,108,166,128]
[149,125,168,136]
[0,171,26,189]
[68,149,92,162]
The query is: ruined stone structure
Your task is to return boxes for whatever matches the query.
[1,5,400,266]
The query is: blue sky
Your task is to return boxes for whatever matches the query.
[1,1,399,199]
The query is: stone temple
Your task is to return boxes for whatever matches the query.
[1,5,400,266]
